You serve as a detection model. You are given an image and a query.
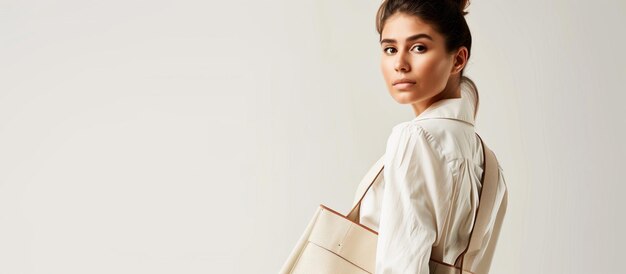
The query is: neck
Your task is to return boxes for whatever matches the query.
[411,78,462,117]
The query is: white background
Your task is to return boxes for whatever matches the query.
[1,0,625,273]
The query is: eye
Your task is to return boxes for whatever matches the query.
[383,47,396,55]
[411,44,427,53]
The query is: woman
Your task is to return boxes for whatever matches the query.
[357,0,509,273]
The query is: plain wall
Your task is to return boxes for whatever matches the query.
[1,0,625,273]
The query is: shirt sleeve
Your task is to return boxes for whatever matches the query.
[375,123,454,274]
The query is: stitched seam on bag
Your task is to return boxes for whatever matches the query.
[309,241,372,274]
[338,224,352,253]
[320,205,378,235]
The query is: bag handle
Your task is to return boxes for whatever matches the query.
[345,154,385,223]
[455,133,502,270]
[345,133,500,273]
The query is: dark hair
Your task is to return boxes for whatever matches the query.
[376,0,480,118]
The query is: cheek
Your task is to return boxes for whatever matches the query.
[380,58,394,83]
[415,57,449,87]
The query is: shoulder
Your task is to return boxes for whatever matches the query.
[385,121,448,164]
[387,120,471,163]
[387,121,432,147]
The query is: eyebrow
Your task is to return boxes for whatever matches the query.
[379,33,433,44]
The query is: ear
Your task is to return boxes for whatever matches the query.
[450,46,468,74]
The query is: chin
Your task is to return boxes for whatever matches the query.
[391,90,419,105]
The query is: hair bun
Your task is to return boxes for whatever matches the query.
[457,0,470,16]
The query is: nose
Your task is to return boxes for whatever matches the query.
[394,53,410,73]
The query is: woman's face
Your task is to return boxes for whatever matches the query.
[380,12,462,113]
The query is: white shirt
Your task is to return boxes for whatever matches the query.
[358,86,507,273]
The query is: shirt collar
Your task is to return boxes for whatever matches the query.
[411,86,476,127]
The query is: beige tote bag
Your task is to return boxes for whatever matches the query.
[279,133,507,274]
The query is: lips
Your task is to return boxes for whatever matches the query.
[392,78,416,90]
[392,78,416,86]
